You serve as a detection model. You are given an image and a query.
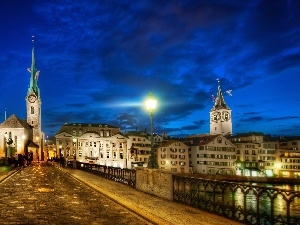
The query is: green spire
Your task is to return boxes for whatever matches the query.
[28,37,40,97]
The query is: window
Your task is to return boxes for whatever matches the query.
[179,148,185,153]
[170,154,177,159]
[31,106,34,114]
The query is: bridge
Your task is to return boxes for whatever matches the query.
[0,162,241,225]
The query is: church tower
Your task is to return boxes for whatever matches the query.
[26,38,42,147]
[210,80,232,135]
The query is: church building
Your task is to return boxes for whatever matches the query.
[0,42,44,162]
[210,80,232,135]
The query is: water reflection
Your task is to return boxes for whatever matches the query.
[174,175,300,224]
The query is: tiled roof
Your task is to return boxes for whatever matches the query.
[185,134,220,146]
[0,114,31,129]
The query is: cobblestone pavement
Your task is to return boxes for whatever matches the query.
[0,163,153,225]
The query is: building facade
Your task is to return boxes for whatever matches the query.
[229,134,277,177]
[186,134,236,174]
[157,140,190,173]
[125,131,151,169]
[55,123,132,168]
[277,139,300,178]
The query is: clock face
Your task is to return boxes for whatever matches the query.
[211,112,221,122]
[222,111,230,121]
[28,94,36,103]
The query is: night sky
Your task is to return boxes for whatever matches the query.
[0,0,299,138]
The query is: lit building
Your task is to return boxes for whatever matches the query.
[0,43,44,162]
[44,138,56,160]
[55,123,131,168]
[229,134,277,177]
[125,131,151,169]
[258,141,277,177]
[157,140,190,173]
[277,139,300,178]
[186,134,236,174]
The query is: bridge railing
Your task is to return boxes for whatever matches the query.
[75,162,136,188]
[173,175,300,225]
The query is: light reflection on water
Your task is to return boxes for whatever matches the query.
[222,184,300,219]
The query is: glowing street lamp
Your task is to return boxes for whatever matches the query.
[145,92,158,169]
[59,145,62,167]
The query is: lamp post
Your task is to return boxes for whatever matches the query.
[59,145,62,167]
[145,92,158,169]
[73,137,77,168]
[35,136,40,162]
[4,132,8,158]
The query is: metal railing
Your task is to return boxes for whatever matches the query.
[76,162,136,187]
[173,175,300,225]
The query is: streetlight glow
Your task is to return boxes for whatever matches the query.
[145,93,157,112]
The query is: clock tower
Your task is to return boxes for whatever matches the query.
[210,80,232,135]
[26,42,42,146]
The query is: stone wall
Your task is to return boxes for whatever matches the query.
[136,168,173,201]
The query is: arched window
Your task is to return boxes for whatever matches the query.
[31,106,34,114]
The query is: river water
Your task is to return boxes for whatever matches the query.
[231,183,300,224]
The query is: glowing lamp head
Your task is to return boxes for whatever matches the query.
[146,92,157,112]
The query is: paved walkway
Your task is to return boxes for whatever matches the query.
[60,166,244,225]
[0,164,243,225]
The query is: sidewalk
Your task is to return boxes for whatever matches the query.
[61,166,244,225]
[0,165,19,182]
